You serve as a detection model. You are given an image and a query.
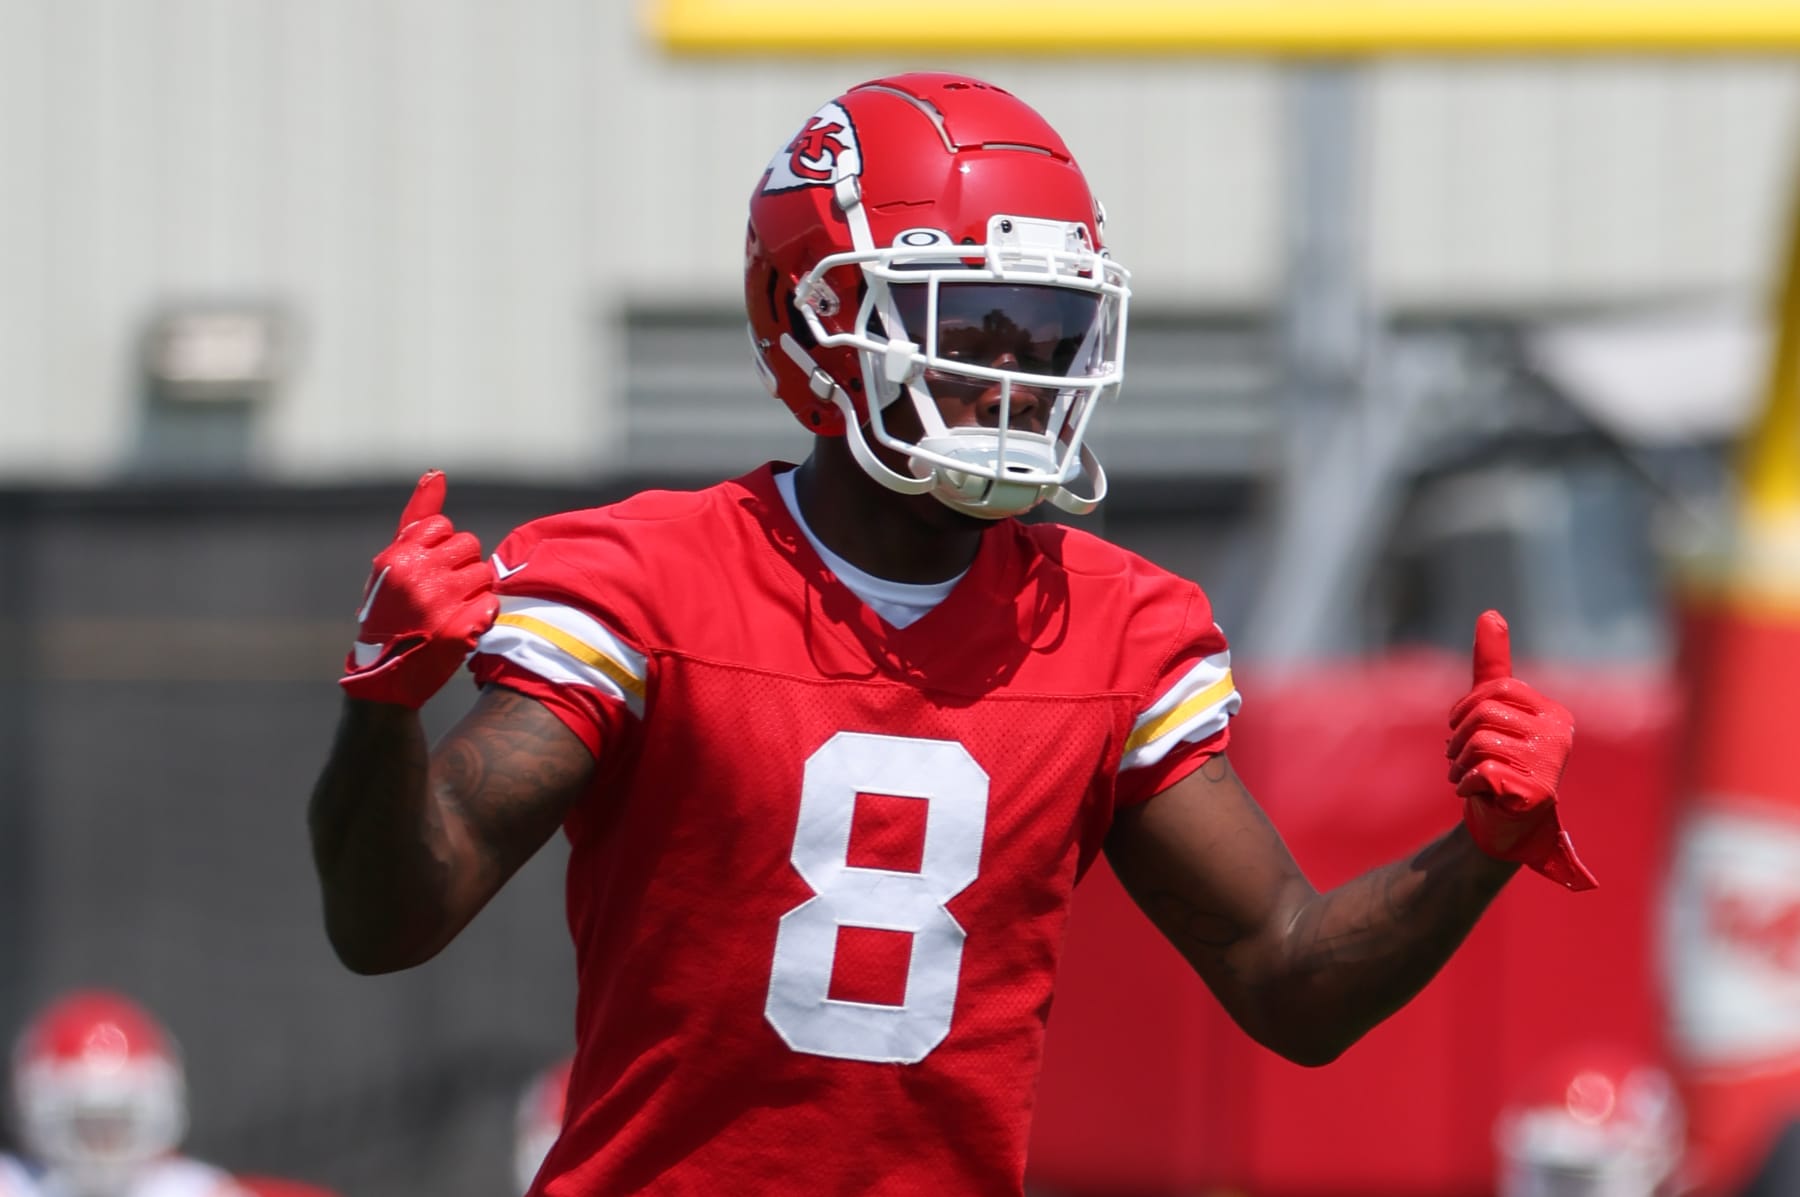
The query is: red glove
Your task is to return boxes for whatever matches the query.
[1447,610,1596,892]
[339,471,498,709]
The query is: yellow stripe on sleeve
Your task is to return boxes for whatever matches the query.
[1123,670,1236,755]
[494,613,647,702]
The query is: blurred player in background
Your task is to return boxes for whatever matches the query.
[513,1058,571,1195]
[0,990,252,1197]
[309,72,1595,1195]
[1495,1044,1686,1197]
[228,1182,338,1197]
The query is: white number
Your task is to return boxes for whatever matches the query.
[764,732,989,1064]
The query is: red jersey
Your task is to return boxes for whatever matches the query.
[470,464,1240,1196]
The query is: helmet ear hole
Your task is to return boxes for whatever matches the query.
[782,288,817,352]
[763,268,781,325]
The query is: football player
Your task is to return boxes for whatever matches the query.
[229,1182,339,1197]
[309,72,1594,1195]
[0,991,254,1197]
[1496,1044,1686,1197]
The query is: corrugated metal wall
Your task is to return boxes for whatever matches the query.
[1,0,1796,479]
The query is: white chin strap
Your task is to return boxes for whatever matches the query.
[907,429,1107,520]
[782,332,1106,519]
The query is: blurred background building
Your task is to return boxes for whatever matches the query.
[2,2,1798,1194]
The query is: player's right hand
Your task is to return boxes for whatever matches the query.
[339,470,499,709]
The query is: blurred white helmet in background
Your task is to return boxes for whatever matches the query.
[1497,1043,1684,1197]
[12,990,188,1197]
[513,1057,571,1194]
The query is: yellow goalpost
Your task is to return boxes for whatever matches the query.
[649,1,1800,55]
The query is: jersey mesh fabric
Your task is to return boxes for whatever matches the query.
[468,465,1234,1196]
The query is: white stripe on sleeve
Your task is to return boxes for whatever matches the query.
[474,597,648,718]
[1119,649,1241,774]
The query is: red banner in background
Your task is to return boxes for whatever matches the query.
[1665,601,1800,1196]
[1028,655,1680,1197]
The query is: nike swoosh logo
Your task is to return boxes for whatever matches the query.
[356,567,390,623]
[494,555,528,580]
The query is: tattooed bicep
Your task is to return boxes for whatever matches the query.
[431,685,594,870]
[1105,751,1311,973]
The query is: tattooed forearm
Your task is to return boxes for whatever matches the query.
[1107,750,1522,1066]
[1283,832,1510,979]
[307,686,591,973]
[1141,891,1247,955]
[309,699,434,880]
[307,698,451,972]
[1262,827,1515,1061]
[1136,826,1513,1063]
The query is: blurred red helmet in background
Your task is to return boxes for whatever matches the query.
[11,990,188,1194]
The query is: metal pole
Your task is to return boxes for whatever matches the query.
[1243,65,1376,664]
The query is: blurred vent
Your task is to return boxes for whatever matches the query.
[133,301,292,478]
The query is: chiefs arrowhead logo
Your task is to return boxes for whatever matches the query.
[789,118,847,182]
[763,102,861,194]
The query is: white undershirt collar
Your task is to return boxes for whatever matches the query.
[774,467,965,630]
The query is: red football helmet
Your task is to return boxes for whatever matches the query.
[11,990,188,1194]
[1496,1044,1685,1197]
[513,1057,571,1193]
[745,72,1129,520]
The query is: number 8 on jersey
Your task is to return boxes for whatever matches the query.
[765,732,990,1064]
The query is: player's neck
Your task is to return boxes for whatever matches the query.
[791,446,986,585]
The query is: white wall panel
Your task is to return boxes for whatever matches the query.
[0,0,604,480]
[38,0,139,476]
[0,0,1797,479]
[0,0,52,466]
[594,43,1283,306]
[1373,62,1800,305]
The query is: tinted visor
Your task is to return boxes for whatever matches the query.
[889,283,1103,379]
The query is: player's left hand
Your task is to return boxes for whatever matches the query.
[1447,610,1597,892]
